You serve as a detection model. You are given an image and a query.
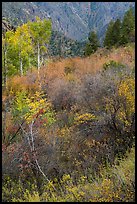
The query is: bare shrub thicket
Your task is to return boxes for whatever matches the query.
[2,45,135,201]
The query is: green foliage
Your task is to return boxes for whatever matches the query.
[2,17,52,78]
[12,191,40,202]
[48,30,85,58]
[112,19,121,46]
[12,91,29,121]
[2,176,38,202]
[104,7,135,48]
[12,91,56,125]
[28,16,51,46]
[103,60,125,71]
[28,17,52,69]
[84,31,100,56]
[120,7,135,45]
[2,30,18,83]
[104,21,115,48]
[103,19,122,48]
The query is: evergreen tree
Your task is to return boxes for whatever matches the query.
[84,31,100,56]
[112,19,121,47]
[104,21,115,48]
[120,7,135,45]
[104,7,135,48]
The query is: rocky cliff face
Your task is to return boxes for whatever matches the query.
[2,2,135,41]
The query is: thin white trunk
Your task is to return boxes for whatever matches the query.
[3,46,7,88]
[28,56,30,70]
[5,50,7,87]
[19,52,23,76]
[20,124,32,152]
[20,59,23,76]
[37,42,42,88]
[30,122,34,151]
[41,55,43,66]
[2,107,7,142]
[28,121,57,192]
[37,42,40,70]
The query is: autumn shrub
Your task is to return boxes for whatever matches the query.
[103,60,125,71]
[64,66,75,75]
[6,71,40,98]
[104,75,135,157]
[47,122,113,180]
[2,44,135,202]
[2,89,57,194]
[64,58,76,75]
[3,147,134,202]
[40,44,134,84]
[38,59,135,179]
[72,113,97,139]
[47,78,76,111]
[2,141,33,180]
[2,176,39,202]
[71,62,135,165]
[46,147,134,202]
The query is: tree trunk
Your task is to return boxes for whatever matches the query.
[20,58,23,76]
[28,56,30,71]
[37,42,42,88]
[3,46,7,89]
[19,52,23,76]
[37,42,40,71]
[2,43,9,143]
[2,105,7,143]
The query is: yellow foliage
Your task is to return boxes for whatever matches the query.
[3,148,135,202]
[117,77,135,129]
[59,126,71,138]
[24,92,52,123]
[74,113,96,125]
[118,77,135,114]
[12,191,40,202]
[105,76,135,131]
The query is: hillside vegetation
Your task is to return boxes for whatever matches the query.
[2,7,135,202]
[2,42,135,202]
[3,147,135,202]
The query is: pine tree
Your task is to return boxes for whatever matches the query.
[104,19,122,48]
[103,21,115,48]
[84,31,100,56]
[112,19,121,47]
[120,7,135,45]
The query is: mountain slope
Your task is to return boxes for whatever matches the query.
[2,2,135,42]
